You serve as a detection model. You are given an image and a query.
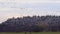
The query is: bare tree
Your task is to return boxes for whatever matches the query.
[36,21,49,32]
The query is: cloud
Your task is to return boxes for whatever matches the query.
[0,0,60,4]
[0,0,60,8]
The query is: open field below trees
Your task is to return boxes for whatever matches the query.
[0,32,60,34]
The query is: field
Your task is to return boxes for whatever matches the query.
[0,32,60,34]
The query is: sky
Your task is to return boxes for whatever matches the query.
[0,0,60,23]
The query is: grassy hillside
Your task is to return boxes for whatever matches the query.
[0,32,60,34]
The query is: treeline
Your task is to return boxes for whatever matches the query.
[0,15,60,32]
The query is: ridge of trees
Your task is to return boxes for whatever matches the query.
[0,15,60,32]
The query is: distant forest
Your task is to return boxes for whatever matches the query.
[0,15,60,32]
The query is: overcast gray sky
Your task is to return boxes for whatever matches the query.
[0,0,60,23]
